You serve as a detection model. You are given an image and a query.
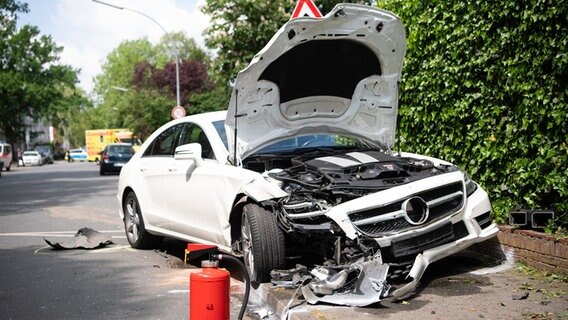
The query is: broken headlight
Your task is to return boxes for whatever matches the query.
[278,198,341,233]
[464,172,478,197]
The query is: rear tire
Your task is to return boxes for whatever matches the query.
[123,192,162,249]
[241,204,285,288]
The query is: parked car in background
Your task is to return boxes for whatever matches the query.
[22,151,43,166]
[68,149,88,162]
[100,143,135,175]
[34,144,54,164]
[0,143,12,171]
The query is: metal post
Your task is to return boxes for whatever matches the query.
[92,0,181,106]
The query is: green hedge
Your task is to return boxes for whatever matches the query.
[376,0,567,226]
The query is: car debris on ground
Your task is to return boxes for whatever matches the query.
[44,227,113,250]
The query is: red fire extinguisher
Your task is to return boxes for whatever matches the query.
[190,260,230,320]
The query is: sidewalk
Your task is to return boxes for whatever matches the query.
[230,243,568,320]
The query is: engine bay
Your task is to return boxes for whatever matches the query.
[244,149,457,206]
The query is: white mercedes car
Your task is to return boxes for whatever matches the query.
[118,4,498,306]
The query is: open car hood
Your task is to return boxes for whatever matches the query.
[226,4,406,162]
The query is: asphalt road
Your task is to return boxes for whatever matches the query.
[0,161,247,320]
[1,161,566,320]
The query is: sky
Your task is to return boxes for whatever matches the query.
[18,0,210,94]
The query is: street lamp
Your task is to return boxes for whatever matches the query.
[92,0,181,107]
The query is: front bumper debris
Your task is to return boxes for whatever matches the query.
[301,257,390,307]
[271,220,499,306]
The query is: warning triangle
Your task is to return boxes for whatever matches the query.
[291,0,322,19]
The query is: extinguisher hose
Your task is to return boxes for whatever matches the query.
[214,254,250,320]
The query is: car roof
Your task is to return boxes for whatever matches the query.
[142,110,227,144]
[177,110,227,125]
[106,143,133,148]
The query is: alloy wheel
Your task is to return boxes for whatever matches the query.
[241,214,257,283]
[125,197,140,244]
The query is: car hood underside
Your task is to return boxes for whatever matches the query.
[226,4,407,162]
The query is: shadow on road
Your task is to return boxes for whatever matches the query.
[0,164,118,217]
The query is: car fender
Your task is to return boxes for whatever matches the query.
[240,176,288,202]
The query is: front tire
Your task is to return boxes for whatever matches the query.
[123,192,162,249]
[241,204,285,288]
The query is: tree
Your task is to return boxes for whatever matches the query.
[133,59,213,105]
[376,0,567,225]
[202,0,372,86]
[92,33,221,140]
[0,0,79,147]
[92,38,160,132]
[52,87,92,148]
[156,31,210,64]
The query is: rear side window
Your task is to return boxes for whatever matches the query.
[143,124,184,157]
[178,123,215,159]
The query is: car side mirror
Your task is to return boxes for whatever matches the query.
[174,143,203,166]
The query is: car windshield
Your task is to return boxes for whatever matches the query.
[23,151,37,156]
[108,146,134,155]
[256,134,369,155]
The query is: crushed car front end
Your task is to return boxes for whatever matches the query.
[226,3,498,306]
[251,148,498,306]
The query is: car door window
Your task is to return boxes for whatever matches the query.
[179,124,215,160]
[143,124,184,157]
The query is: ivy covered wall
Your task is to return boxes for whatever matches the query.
[376,0,567,225]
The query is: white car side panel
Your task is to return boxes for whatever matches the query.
[162,158,270,247]
[134,156,175,230]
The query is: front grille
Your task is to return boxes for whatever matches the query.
[389,221,469,259]
[349,182,464,237]
[390,223,454,258]
[475,211,493,229]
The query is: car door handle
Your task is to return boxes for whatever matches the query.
[139,166,147,172]
[168,167,178,172]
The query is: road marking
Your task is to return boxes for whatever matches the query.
[167,290,189,294]
[0,230,124,237]
[34,244,134,255]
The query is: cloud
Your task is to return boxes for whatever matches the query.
[44,0,209,93]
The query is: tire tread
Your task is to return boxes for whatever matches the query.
[243,204,285,284]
